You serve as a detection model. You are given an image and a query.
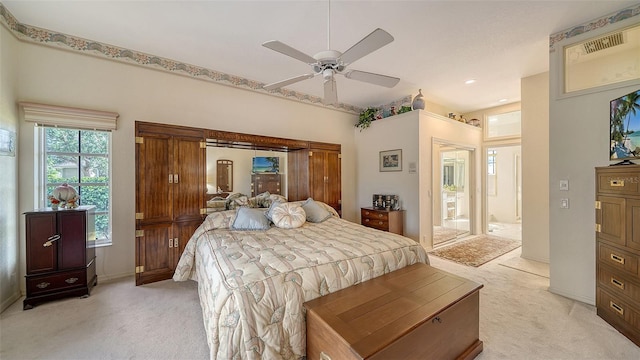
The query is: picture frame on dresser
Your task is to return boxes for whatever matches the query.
[380,149,402,172]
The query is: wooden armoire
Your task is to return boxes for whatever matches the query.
[288,142,342,214]
[135,122,206,285]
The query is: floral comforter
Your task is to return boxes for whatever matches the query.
[173,210,428,360]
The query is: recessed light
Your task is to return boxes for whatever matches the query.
[464,79,476,85]
[498,98,507,102]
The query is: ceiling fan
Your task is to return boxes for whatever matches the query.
[261,3,399,105]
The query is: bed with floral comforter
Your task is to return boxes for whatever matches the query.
[173,203,428,360]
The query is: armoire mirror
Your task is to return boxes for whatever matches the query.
[216,160,233,192]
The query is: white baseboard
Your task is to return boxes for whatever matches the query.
[97,272,134,283]
[548,286,595,306]
[1,291,22,313]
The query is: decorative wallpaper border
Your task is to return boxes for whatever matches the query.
[549,3,640,52]
[0,3,365,114]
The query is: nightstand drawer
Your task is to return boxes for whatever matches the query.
[362,217,389,231]
[361,209,389,221]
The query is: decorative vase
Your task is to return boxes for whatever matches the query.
[52,183,78,203]
[412,89,425,110]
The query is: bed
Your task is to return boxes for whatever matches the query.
[173,199,429,359]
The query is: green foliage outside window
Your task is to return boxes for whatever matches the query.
[45,128,111,243]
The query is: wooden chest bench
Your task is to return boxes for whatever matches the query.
[304,263,483,360]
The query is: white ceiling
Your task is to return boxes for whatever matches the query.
[3,0,638,113]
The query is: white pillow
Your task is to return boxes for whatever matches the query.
[270,202,306,229]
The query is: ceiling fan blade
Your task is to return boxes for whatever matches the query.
[262,40,317,64]
[263,74,315,91]
[344,70,400,88]
[323,77,338,105]
[339,28,394,66]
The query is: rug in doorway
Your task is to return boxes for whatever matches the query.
[429,235,521,267]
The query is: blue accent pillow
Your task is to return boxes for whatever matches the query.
[301,198,332,223]
[231,207,271,230]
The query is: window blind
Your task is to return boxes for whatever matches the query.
[19,102,119,131]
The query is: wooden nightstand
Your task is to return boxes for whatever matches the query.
[360,207,404,235]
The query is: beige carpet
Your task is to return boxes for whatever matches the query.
[2,249,640,360]
[429,234,522,267]
[499,255,550,278]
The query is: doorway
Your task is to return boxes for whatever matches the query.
[486,145,522,241]
[433,143,473,246]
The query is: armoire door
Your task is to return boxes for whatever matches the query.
[137,133,174,224]
[25,213,57,274]
[309,149,341,212]
[173,136,206,222]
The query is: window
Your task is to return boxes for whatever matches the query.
[485,111,521,140]
[487,150,497,175]
[42,127,112,247]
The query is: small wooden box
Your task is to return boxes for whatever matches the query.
[304,263,483,360]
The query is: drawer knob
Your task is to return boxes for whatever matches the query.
[378,214,383,218]
[320,352,332,360]
[65,277,79,284]
[432,316,442,324]
[610,277,625,290]
[610,301,624,316]
[610,254,625,265]
[364,219,369,223]
[378,221,383,225]
[36,282,50,289]
[365,211,370,215]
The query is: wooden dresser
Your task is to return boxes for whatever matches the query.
[23,206,97,310]
[360,207,404,235]
[595,165,640,346]
[251,173,281,196]
[304,263,483,360]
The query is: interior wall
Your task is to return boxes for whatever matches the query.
[355,112,420,240]
[521,72,550,263]
[549,16,640,304]
[16,40,358,286]
[0,25,20,312]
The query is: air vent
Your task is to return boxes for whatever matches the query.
[583,32,624,54]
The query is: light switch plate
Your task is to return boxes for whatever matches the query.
[559,180,569,191]
[560,198,569,209]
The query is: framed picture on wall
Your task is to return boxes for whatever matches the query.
[380,149,402,172]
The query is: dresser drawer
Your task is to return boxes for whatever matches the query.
[598,242,639,278]
[597,288,640,332]
[26,269,87,296]
[598,264,640,303]
[361,208,389,221]
[362,217,389,231]
[597,169,640,196]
